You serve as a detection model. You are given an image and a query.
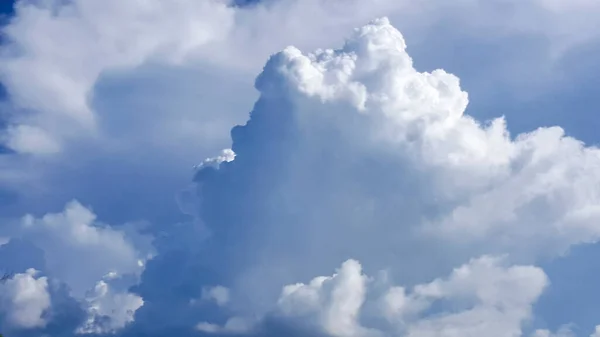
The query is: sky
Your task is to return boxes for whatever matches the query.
[1,0,600,336]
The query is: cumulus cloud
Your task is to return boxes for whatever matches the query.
[194,15,600,288]
[3,1,600,336]
[2,0,600,157]
[273,256,547,337]
[0,268,50,329]
[0,0,255,227]
[2,0,600,239]
[1,201,152,333]
[16,201,151,297]
[77,279,144,334]
[167,17,600,336]
[0,0,235,153]
[195,256,549,337]
[276,259,372,337]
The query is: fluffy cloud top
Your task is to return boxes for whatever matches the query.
[3,0,600,156]
[191,16,600,288]
[177,16,600,336]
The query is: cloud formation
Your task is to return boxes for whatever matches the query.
[3,1,600,336]
[0,269,50,329]
[0,0,235,154]
[2,0,600,230]
[274,256,547,337]
[176,16,600,336]
[2,0,600,157]
[0,201,152,334]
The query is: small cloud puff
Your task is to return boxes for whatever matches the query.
[0,269,51,329]
[202,285,231,307]
[77,279,144,334]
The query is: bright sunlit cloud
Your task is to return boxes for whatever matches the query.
[2,1,600,337]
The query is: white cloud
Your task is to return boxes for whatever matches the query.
[400,256,547,337]
[77,279,144,334]
[277,259,372,337]
[2,0,600,157]
[207,256,547,337]
[0,0,235,154]
[1,0,600,252]
[176,17,600,336]
[3,1,600,336]
[202,285,231,307]
[3,201,153,333]
[235,16,600,265]
[194,149,236,171]
[0,269,51,329]
[17,200,151,297]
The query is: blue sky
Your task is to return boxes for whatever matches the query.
[0,0,14,17]
[2,1,600,337]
